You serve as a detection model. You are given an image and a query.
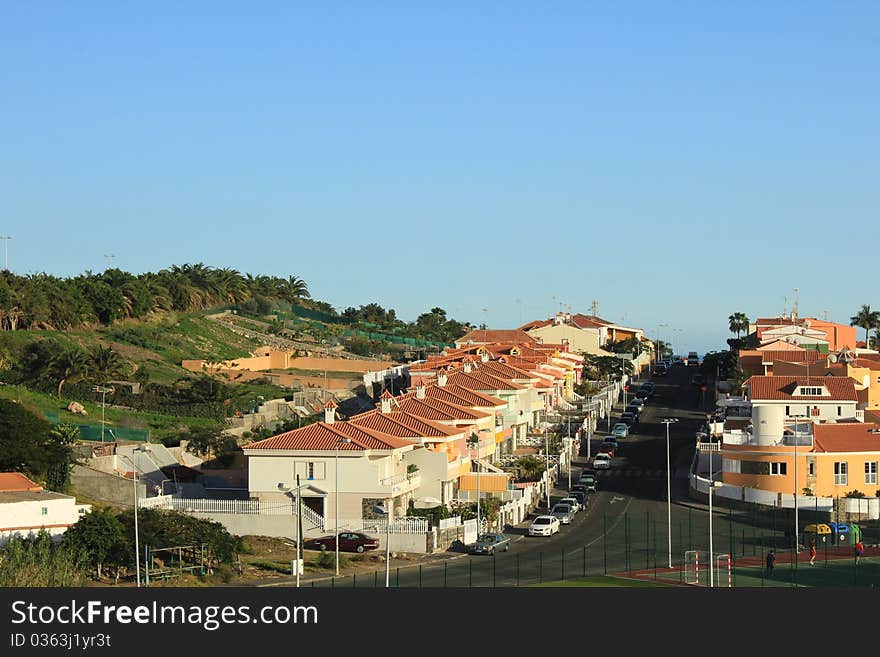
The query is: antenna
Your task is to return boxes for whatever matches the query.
[481,307,488,330]
[792,288,799,320]
[104,254,116,270]
[823,309,828,321]
[0,235,12,271]
[591,300,599,318]
[783,295,788,318]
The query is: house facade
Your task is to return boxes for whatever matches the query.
[0,473,91,544]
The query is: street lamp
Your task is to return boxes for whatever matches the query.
[373,503,392,588]
[92,385,114,443]
[118,445,151,587]
[697,440,722,587]
[544,430,551,512]
[661,418,678,568]
[335,436,352,577]
[467,433,481,531]
[789,414,808,553]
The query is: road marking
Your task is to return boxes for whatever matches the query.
[610,496,626,504]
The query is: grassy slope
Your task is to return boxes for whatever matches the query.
[0,313,294,438]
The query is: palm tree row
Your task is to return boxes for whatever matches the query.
[0,264,310,331]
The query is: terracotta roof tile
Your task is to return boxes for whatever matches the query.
[0,472,42,492]
[349,411,463,438]
[245,422,414,451]
[812,423,880,453]
[744,376,858,401]
[761,351,827,363]
[394,397,491,422]
[445,370,526,391]
[455,329,537,345]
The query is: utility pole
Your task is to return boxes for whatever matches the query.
[0,235,12,271]
[104,254,116,270]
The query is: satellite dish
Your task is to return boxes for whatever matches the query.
[829,355,838,363]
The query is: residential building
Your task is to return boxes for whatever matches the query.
[752,315,856,351]
[0,473,91,544]
[742,375,860,422]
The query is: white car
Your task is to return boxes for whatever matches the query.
[559,497,580,513]
[528,515,561,536]
[593,453,612,470]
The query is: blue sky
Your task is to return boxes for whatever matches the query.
[1,2,877,355]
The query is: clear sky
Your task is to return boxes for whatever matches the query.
[1,2,877,355]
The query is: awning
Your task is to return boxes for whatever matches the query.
[804,523,832,535]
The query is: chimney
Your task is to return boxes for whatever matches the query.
[464,361,472,373]
[480,351,489,363]
[323,398,338,424]
[416,383,426,400]
[437,372,448,387]
[380,390,394,414]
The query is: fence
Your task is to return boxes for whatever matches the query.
[139,496,295,515]
[438,516,462,530]
[300,506,880,588]
[341,517,429,534]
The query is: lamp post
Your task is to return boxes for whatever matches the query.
[0,235,12,271]
[661,418,678,568]
[119,445,150,587]
[373,503,392,587]
[467,433,481,532]
[696,440,721,587]
[92,385,114,443]
[789,414,807,553]
[335,436,352,577]
[544,430,551,512]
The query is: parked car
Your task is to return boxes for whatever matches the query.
[551,503,574,525]
[577,473,598,492]
[559,496,580,513]
[687,351,700,366]
[629,397,645,411]
[303,532,380,553]
[612,423,629,438]
[635,388,650,400]
[593,453,612,470]
[653,363,668,377]
[620,411,637,426]
[570,483,589,495]
[528,515,561,536]
[625,403,642,419]
[567,490,586,507]
[469,533,511,555]
[598,442,616,457]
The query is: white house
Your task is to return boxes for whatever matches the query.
[0,473,91,544]
[743,376,860,422]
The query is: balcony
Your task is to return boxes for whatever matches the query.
[378,471,421,497]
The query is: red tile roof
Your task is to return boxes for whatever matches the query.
[812,423,880,453]
[744,376,858,401]
[477,361,540,381]
[864,410,880,424]
[394,397,491,422]
[518,319,552,331]
[761,351,827,363]
[245,422,415,451]
[349,411,463,438]
[445,370,526,391]
[455,329,536,345]
[0,472,43,492]
[853,358,880,370]
[420,384,506,408]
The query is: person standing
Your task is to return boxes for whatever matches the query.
[766,549,776,574]
[855,540,864,565]
[809,539,817,566]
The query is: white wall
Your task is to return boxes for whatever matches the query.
[0,496,90,544]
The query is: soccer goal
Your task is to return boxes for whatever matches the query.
[683,550,732,587]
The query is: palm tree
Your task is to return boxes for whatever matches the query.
[728,312,750,338]
[282,275,311,303]
[48,348,89,399]
[850,305,880,348]
[89,345,127,383]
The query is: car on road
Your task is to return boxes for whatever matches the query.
[687,351,700,366]
[620,411,637,426]
[303,532,380,553]
[560,497,580,513]
[625,403,642,419]
[635,387,651,400]
[570,484,588,496]
[691,373,706,386]
[593,453,612,469]
[612,423,630,438]
[550,503,574,525]
[653,363,668,376]
[598,441,616,457]
[567,490,586,507]
[629,397,645,411]
[528,515,561,536]
[469,533,511,555]
[577,473,598,492]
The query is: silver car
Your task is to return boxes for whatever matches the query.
[550,503,574,525]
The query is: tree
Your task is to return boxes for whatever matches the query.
[88,345,128,383]
[850,305,880,348]
[0,400,75,489]
[48,348,89,399]
[64,508,130,579]
[728,312,750,339]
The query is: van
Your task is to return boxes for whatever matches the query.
[687,351,700,367]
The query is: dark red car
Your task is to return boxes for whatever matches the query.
[598,442,616,457]
[303,532,380,553]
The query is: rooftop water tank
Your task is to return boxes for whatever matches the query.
[753,405,784,446]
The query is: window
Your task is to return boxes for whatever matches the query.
[808,462,815,476]
[834,462,848,486]
[837,406,842,416]
[770,463,787,476]
[41,507,48,516]
[723,459,741,474]
[799,387,824,396]
[865,462,878,486]
[785,405,790,415]
[741,461,770,476]
[307,462,315,480]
